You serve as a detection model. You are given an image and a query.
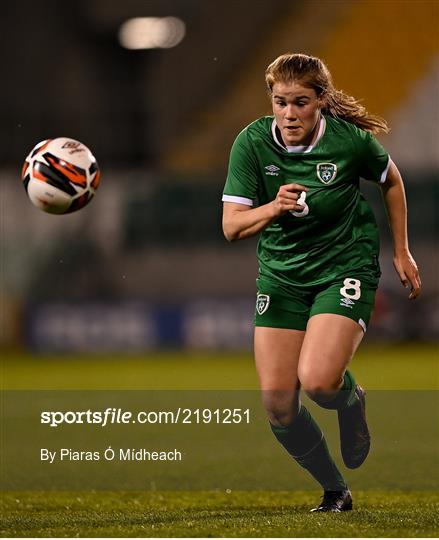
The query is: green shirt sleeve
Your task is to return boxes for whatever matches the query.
[223,128,259,205]
[355,129,390,183]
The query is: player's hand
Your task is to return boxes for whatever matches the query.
[393,250,421,299]
[272,183,308,216]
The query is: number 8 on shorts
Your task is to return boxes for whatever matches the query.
[340,278,362,301]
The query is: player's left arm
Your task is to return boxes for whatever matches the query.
[380,160,421,299]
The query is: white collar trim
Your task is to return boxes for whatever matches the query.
[271,116,326,153]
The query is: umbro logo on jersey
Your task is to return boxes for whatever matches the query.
[317,163,337,184]
[256,293,270,315]
[265,164,280,176]
[340,297,355,309]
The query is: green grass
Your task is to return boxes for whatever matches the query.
[1,343,438,390]
[1,344,438,537]
[2,490,438,537]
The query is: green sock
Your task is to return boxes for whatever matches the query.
[317,370,358,410]
[270,406,347,491]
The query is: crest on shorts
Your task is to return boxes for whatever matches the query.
[256,293,270,315]
[317,163,337,184]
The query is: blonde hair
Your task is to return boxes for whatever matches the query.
[265,53,389,134]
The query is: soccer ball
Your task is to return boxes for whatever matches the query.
[21,137,101,214]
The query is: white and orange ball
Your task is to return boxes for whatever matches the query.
[21,137,101,214]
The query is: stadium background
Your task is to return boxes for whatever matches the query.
[1,0,438,353]
[1,1,438,536]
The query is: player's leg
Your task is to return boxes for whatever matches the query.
[298,313,363,400]
[299,275,377,469]
[255,326,349,498]
[254,326,303,426]
[254,280,307,427]
[295,313,364,511]
[298,313,370,470]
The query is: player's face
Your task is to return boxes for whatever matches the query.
[271,81,322,146]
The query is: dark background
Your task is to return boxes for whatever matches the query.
[1,0,438,350]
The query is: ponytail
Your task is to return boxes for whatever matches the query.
[323,89,389,134]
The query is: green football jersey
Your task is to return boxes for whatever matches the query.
[222,115,390,288]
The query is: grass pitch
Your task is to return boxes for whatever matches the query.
[2,343,438,390]
[1,344,438,537]
[1,490,438,537]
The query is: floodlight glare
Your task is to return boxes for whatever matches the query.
[118,17,186,50]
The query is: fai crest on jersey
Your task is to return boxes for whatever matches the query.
[317,163,337,184]
[256,293,270,315]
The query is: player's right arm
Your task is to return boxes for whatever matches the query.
[222,183,308,242]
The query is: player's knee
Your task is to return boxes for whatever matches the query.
[300,373,342,402]
[261,390,300,427]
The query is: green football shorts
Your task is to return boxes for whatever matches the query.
[254,275,378,332]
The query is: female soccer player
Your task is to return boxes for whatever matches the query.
[222,53,421,512]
